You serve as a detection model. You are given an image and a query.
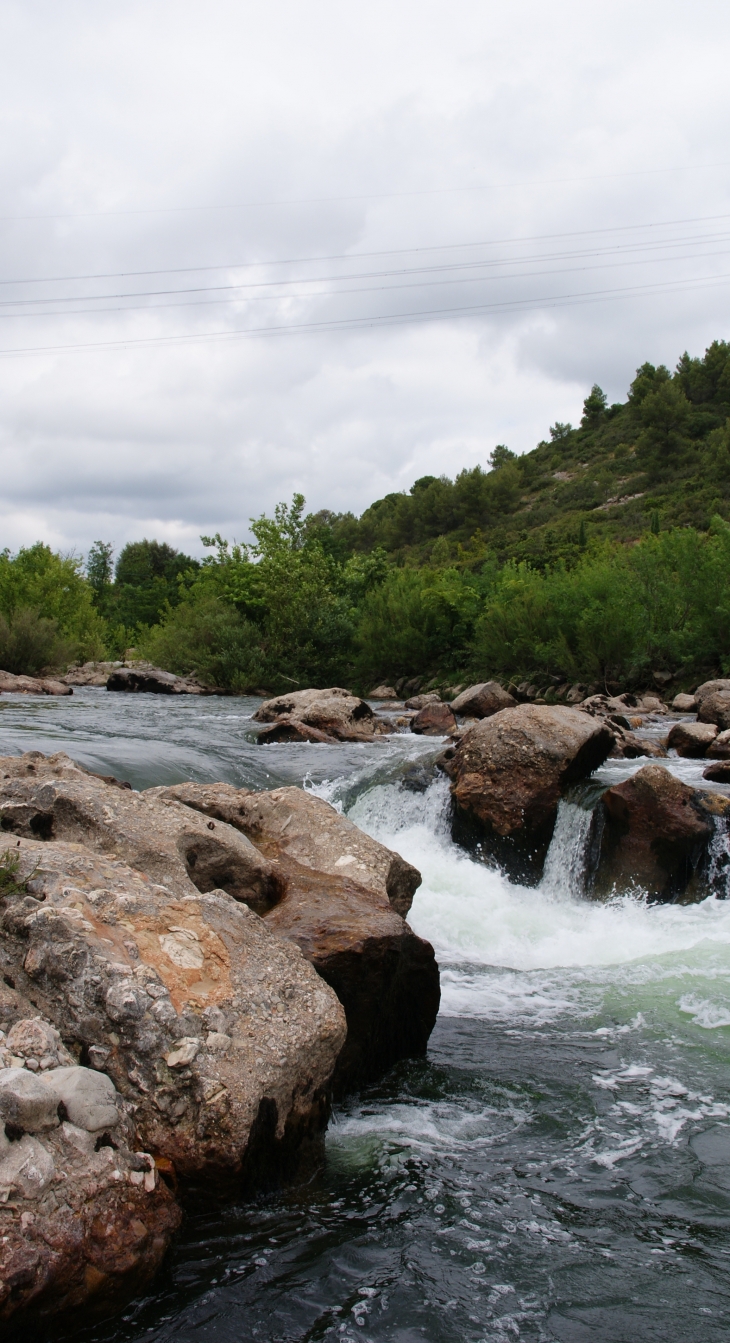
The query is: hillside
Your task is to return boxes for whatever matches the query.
[317,339,730,570]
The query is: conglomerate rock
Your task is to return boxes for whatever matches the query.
[146,783,438,1090]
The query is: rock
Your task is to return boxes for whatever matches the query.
[667,721,718,757]
[591,764,730,901]
[636,694,668,713]
[653,670,674,686]
[0,671,72,697]
[565,684,587,704]
[672,692,697,712]
[403,691,441,710]
[0,1069,60,1132]
[145,782,437,1090]
[444,705,614,878]
[106,665,209,695]
[62,661,124,688]
[703,761,730,782]
[256,717,338,744]
[252,687,376,741]
[707,729,730,759]
[368,685,398,700]
[0,751,280,914]
[1,837,346,1181]
[410,703,457,736]
[695,679,730,731]
[5,1017,74,1070]
[609,730,667,759]
[449,681,516,718]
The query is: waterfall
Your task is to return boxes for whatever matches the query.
[541,799,596,899]
[707,816,730,897]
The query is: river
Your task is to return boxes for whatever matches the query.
[2,689,730,1342]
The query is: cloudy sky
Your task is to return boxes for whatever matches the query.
[2,0,730,560]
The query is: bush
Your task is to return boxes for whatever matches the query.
[139,590,265,691]
[0,607,75,676]
[0,543,106,666]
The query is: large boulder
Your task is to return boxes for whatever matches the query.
[0,984,180,1321]
[0,752,280,913]
[590,764,730,901]
[695,679,730,731]
[410,702,456,736]
[449,681,516,718]
[667,721,718,757]
[0,671,71,697]
[444,705,615,877]
[106,666,210,695]
[672,692,697,712]
[252,688,376,742]
[146,783,438,1091]
[1,838,346,1181]
[707,728,730,759]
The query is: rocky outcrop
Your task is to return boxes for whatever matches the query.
[145,783,437,1090]
[667,721,718,757]
[0,671,72,697]
[590,764,730,901]
[449,681,516,718]
[0,977,181,1321]
[443,705,615,877]
[253,688,377,742]
[106,666,211,695]
[695,679,730,731]
[411,703,456,736]
[0,752,280,914]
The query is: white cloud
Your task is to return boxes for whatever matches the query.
[1,0,729,558]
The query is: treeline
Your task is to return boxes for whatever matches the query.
[2,339,730,693]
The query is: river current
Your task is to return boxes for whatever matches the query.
[2,689,730,1342]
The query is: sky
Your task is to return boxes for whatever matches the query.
[1,0,730,561]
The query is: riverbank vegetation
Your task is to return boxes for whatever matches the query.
[3,339,730,692]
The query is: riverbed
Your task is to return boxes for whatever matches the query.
[2,689,730,1342]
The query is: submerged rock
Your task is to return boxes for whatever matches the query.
[667,721,718,757]
[146,782,437,1090]
[591,764,730,901]
[253,687,376,742]
[443,705,615,878]
[449,681,516,718]
[0,671,72,697]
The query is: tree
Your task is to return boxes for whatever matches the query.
[86,542,113,603]
[549,422,573,442]
[581,384,607,429]
[488,445,517,470]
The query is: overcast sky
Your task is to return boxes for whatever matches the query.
[2,0,730,561]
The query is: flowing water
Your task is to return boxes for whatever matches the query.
[2,690,730,1342]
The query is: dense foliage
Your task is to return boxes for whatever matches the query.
[2,339,730,691]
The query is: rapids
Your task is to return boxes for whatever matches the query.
[2,688,730,1342]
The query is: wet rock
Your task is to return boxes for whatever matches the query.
[667,721,718,757]
[707,728,730,759]
[449,681,516,718]
[444,705,614,879]
[695,679,730,731]
[404,691,441,710]
[368,685,398,700]
[672,692,697,712]
[609,730,667,759]
[1,837,346,1179]
[252,687,376,742]
[0,671,72,697]
[106,666,210,695]
[591,764,730,901]
[0,751,280,914]
[703,761,730,783]
[256,716,338,744]
[145,782,437,1090]
[410,703,457,736]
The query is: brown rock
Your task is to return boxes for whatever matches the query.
[145,783,436,1091]
[62,661,124,687]
[672,692,697,712]
[404,691,441,710]
[703,761,730,783]
[695,679,730,731]
[0,671,72,696]
[106,666,209,695]
[609,730,667,759]
[707,728,730,759]
[411,703,457,736]
[0,751,280,914]
[257,717,337,744]
[368,685,397,700]
[449,681,516,718]
[446,705,614,876]
[593,764,730,901]
[2,837,346,1180]
[252,687,375,741]
[667,721,718,757]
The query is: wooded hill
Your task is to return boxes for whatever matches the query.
[316,339,730,570]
